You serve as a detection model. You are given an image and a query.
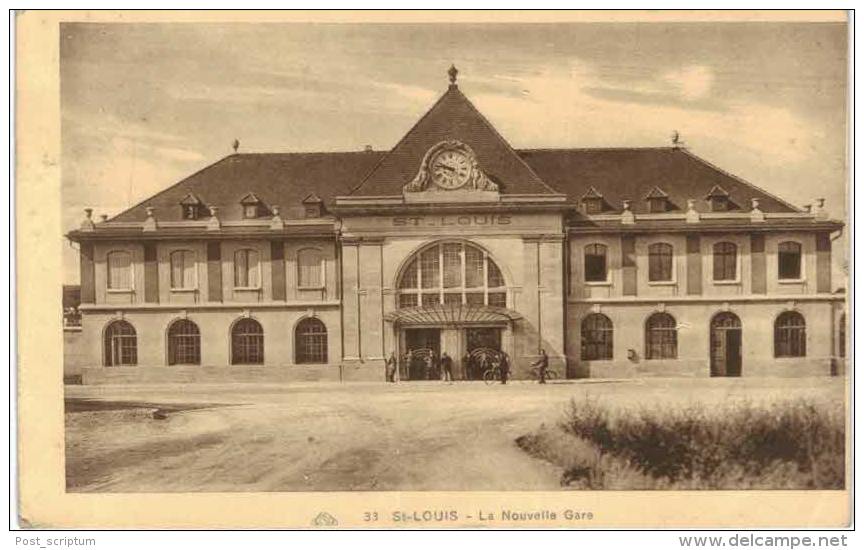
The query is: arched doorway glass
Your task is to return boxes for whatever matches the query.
[231,318,264,364]
[104,320,137,366]
[295,318,328,364]
[710,312,742,376]
[167,319,201,365]
[396,242,507,309]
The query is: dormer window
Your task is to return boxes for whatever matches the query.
[581,186,604,215]
[645,186,670,213]
[179,193,204,220]
[302,193,323,218]
[240,193,264,219]
[706,185,730,212]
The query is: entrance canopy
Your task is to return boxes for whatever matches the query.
[385,303,522,326]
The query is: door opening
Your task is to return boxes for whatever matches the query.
[402,328,441,380]
[710,312,742,377]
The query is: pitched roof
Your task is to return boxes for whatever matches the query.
[110,151,385,222]
[349,85,557,196]
[517,147,799,214]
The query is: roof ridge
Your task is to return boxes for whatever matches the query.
[106,155,232,222]
[678,148,803,212]
[455,87,561,196]
[517,146,678,153]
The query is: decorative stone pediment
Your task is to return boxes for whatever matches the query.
[403,140,498,201]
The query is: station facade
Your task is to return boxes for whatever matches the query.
[67,69,846,384]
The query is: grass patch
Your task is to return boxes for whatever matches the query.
[517,398,845,490]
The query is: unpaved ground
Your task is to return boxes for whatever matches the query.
[64,377,845,492]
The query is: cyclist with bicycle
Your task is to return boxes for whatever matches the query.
[530,349,548,384]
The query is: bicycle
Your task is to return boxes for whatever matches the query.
[482,366,504,385]
[529,365,559,381]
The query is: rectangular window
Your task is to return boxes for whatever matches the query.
[648,198,667,213]
[298,249,323,288]
[712,242,737,281]
[778,242,802,280]
[648,243,674,282]
[243,204,258,219]
[584,244,608,282]
[170,250,196,289]
[234,249,260,288]
[107,251,132,290]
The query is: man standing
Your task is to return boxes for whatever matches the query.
[499,351,510,385]
[440,351,453,382]
[385,352,398,383]
[531,349,549,384]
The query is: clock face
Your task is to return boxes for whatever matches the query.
[430,150,472,190]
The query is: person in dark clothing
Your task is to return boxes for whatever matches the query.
[440,352,453,382]
[499,352,511,385]
[531,348,549,384]
[385,352,398,383]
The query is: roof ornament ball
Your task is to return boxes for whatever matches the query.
[448,64,459,87]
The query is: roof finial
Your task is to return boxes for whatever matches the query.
[671,130,682,148]
[232,138,240,153]
[448,64,459,87]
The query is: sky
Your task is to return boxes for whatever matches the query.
[61,21,848,283]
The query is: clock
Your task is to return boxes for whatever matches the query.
[430,149,472,190]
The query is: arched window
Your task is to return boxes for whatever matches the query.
[104,320,137,366]
[396,242,507,309]
[167,319,201,365]
[169,250,196,289]
[713,242,738,281]
[581,313,613,360]
[648,243,674,282]
[297,248,324,288]
[646,312,677,359]
[234,249,260,288]
[584,244,608,283]
[106,251,133,290]
[775,311,806,358]
[778,241,802,280]
[231,318,264,364]
[295,318,327,364]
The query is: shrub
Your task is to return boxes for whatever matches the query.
[548,397,845,489]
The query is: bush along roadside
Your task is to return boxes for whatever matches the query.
[516,398,845,490]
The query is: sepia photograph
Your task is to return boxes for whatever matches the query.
[15,9,852,529]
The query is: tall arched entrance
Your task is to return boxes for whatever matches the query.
[710,312,742,377]
[388,241,518,381]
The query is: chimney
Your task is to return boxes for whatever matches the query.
[364,145,373,153]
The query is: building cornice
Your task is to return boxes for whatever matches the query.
[568,294,845,305]
[79,300,342,312]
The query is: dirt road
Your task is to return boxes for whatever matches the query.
[64,378,843,492]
